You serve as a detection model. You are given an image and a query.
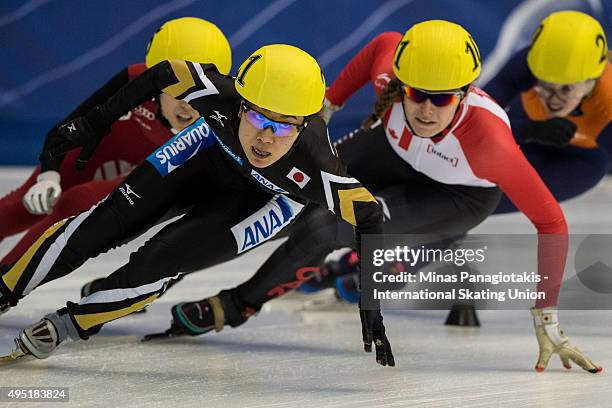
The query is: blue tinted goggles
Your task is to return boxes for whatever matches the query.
[241,102,306,137]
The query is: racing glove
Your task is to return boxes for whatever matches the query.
[39,107,110,170]
[520,118,576,147]
[352,250,396,367]
[531,307,602,373]
[22,170,62,215]
[360,307,395,367]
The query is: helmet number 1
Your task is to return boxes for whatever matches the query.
[465,36,480,72]
[394,41,410,70]
[237,54,262,86]
[530,24,544,49]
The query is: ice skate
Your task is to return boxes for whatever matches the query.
[0,318,67,365]
[298,249,358,293]
[143,290,256,341]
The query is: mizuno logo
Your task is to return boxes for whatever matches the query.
[124,184,140,198]
[209,110,227,127]
[67,123,76,132]
[119,183,141,205]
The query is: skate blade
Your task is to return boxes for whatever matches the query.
[141,329,190,342]
[0,352,35,365]
[0,341,34,366]
[141,332,176,342]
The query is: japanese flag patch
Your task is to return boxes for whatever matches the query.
[286,167,310,189]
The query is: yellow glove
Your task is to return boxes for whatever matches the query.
[531,308,602,374]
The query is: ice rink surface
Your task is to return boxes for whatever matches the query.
[0,167,611,407]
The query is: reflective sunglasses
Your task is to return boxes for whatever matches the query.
[241,102,305,137]
[403,85,463,107]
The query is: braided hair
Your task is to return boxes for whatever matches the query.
[362,77,402,129]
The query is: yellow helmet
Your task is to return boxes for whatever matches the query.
[527,11,607,84]
[145,17,232,75]
[235,44,325,117]
[393,20,481,91]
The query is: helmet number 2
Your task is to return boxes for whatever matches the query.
[237,54,262,86]
[465,36,480,72]
[596,34,607,64]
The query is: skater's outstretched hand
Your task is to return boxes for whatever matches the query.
[360,307,395,367]
[40,107,110,171]
[531,308,602,373]
[520,118,576,147]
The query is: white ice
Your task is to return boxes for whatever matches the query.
[0,167,611,407]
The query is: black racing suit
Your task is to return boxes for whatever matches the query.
[0,60,382,339]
